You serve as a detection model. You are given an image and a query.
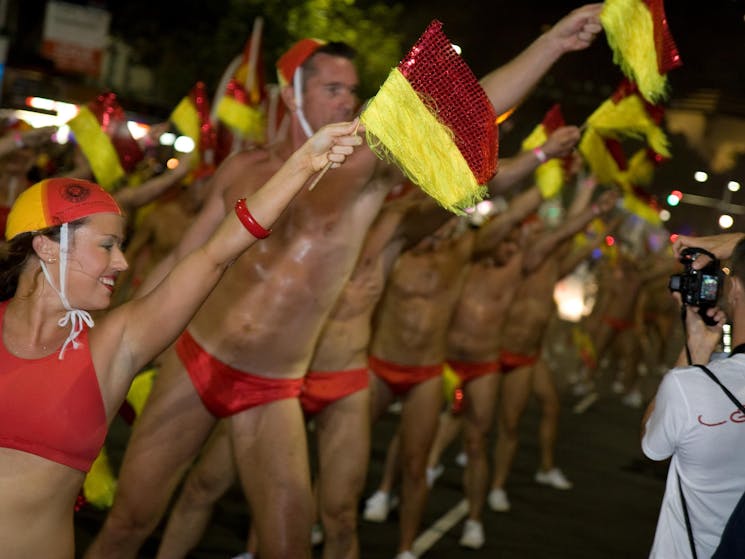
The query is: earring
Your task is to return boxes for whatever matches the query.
[48,257,56,264]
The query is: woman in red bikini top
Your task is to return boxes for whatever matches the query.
[0,120,362,557]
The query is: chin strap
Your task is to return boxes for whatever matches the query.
[293,67,314,138]
[40,222,94,359]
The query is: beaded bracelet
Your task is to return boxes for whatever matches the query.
[234,198,271,239]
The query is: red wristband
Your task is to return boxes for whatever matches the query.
[234,198,271,239]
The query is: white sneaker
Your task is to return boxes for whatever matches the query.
[487,488,511,512]
[622,389,643,409]
[535,468,573,490]
[459,519,485,549]
[363,490,397,522]
[426,463,444,487]
[455,451,468,467]
[311,523,324,546]
[394,551,417,559]
[571,379,595,396]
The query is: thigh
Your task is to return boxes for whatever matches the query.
[315,388,371,510]
[230,397,312,516]
[498,365,534,425]
[369,370,395,424]
[114,347,217,509]
[190,420,238,495]
[463,373,499,434]
[531,359,558,404]
[400,376,443,462]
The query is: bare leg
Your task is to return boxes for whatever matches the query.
[531,360,560,472]
[398,375,443,553]
[491,365,533,490]
[156,420,237,559]
[427,411,463,470]
[84,348,217,559]
[315,388,371,559]
[230,397,313,559]
[462,373,499,521]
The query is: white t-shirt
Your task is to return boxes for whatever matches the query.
[643,353,745,558]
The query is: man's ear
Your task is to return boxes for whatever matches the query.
[31,234,59,263]
[280,85,297,112]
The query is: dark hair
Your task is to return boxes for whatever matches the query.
[302,41,357,84]
[730,237,745,286]
[0,219,87,301]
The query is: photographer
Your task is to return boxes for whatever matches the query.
[642,238,745,558]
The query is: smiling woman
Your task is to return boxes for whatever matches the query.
[0,119,363,558]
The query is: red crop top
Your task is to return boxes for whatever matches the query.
[0,301,107,471]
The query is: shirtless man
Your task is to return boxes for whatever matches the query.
[87,7,605,558]
[366,215,478,558]
[488,183,619,511]
[571,243,679,412]
[152,188,446,559]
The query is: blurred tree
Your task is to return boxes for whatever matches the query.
[106,0,403,109]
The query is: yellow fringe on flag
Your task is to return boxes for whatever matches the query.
[586,95,670,157]
[622,191,661,225]
[521,121,564,199]
[82,448,117,509]
[361,69,487,214]
[216,96,266,142]
[625,149,655,186]
[68,107,125,191]
[578,129,621,185]
[442,363,462,403]
[601,0,668,103]
[126,367,157,418]
[170,97,201,172]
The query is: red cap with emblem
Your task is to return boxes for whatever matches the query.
[5,178,122,241]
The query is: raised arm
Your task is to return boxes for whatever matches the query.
[102,120,363,376]
[113,155,192,215]
[479,4,603,114]
[523,188,617,272]
[488,125,580,195]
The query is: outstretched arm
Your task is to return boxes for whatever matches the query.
[480,4,603,114]
[102,120,363,376]
[488,125,581,195]
[523,189,618,272]
[113,155,192,214]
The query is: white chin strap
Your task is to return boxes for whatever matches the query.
[40,222,94,360]
[293,67,314,138]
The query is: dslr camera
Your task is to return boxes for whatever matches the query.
[669,247,724,325]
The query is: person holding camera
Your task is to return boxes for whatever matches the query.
[642,238,745,557]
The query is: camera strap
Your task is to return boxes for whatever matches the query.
[678,362,745,558]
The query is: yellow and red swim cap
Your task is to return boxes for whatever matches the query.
[276,38,327,86]
[5,178,122,241]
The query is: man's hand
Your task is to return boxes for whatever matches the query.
[305,119,364,172]
[673,233,745,268]
[542,126,581,159]
[595,189,619,214]
[546,3,604,54]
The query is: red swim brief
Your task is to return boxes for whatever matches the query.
[499,350,539,374]
[300,368,369,416]
[176,330,304,418]
[447,359,500,385]
[602,315,634,332]
[368,355,443,396]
